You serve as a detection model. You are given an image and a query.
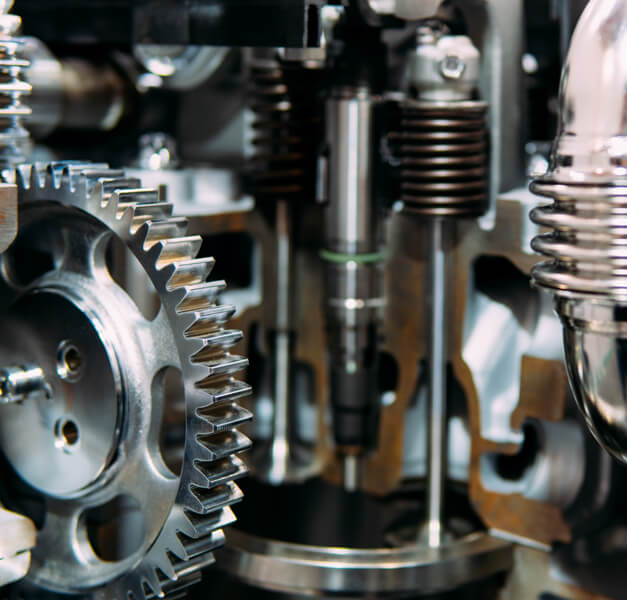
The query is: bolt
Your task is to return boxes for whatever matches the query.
[439,54,466,80]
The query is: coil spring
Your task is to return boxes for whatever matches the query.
[530,179,627,297]
[0,12,30,171]
[387,100,488,218]
[249,59,322,203]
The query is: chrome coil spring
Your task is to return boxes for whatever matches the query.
[0,11,30,171]
[530,179,627,298]
[249,59,322,203]
[387,100,488,218]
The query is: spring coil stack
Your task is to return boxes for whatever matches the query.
[387,100,488,218]
[0,6,30,172]
[248,57,322,205]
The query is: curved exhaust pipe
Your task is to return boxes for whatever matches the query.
[530,0,627,461]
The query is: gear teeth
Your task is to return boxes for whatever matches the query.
[196,378,252,406]
[198,403,252,432]
[186,505,237,537]
[143,219,189,248]
[187,330,244,355]
[191,481,244,515]
[196,430,252,460]
[175,282,228,311]
[193,353,249,376]
[141,567,164,600]
[194,456,248,489]
[99,177,142,197]
[154,236,203,269]
[133,200,172,217]
[168,259,218,289]
[152,553,178,583]
[184,305,238,335]
[178,530,225,560]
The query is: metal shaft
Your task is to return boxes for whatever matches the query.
[268,199,292,483]
[0,364,48,404]
[425,218,447,547]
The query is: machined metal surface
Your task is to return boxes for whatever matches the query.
[217,529,513,597]
[0,163,252,598]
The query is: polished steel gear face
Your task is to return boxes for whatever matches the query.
[0,163,252,598]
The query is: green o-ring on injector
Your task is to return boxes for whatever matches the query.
[319,249,384,264]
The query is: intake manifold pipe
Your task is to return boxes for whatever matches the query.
[529,0,627,461]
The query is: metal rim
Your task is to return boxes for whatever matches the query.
[216,529,513,597]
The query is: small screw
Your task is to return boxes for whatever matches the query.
[439,54,466,80]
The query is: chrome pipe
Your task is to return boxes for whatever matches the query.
[530,0,627,462]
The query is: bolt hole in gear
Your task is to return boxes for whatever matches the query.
[0,163,251,598]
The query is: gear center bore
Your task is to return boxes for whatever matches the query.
[0,288,123,497]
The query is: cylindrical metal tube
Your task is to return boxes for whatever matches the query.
[325,88,377,255]
[323,87,383,489]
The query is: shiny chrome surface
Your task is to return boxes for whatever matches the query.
[557,297,627,463]
[546,0,627,183]
[325,87,375,255]
[529,0,627,463]
[217,529,513,597]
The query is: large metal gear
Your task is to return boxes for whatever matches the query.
[0,162,251,598]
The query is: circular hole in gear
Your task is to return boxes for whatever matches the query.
[153,366,186,477]
[103,234,161,321]
[84,495,146,562]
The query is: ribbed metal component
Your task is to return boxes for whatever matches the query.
[249,59,322,203]
[388,100,488,218]
[0,11,30,170]
[530,179,627,297]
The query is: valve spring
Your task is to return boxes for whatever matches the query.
[387,100,488,218]
[0,11,30,172]
[249,59,322,203]
[530,178,627,298]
